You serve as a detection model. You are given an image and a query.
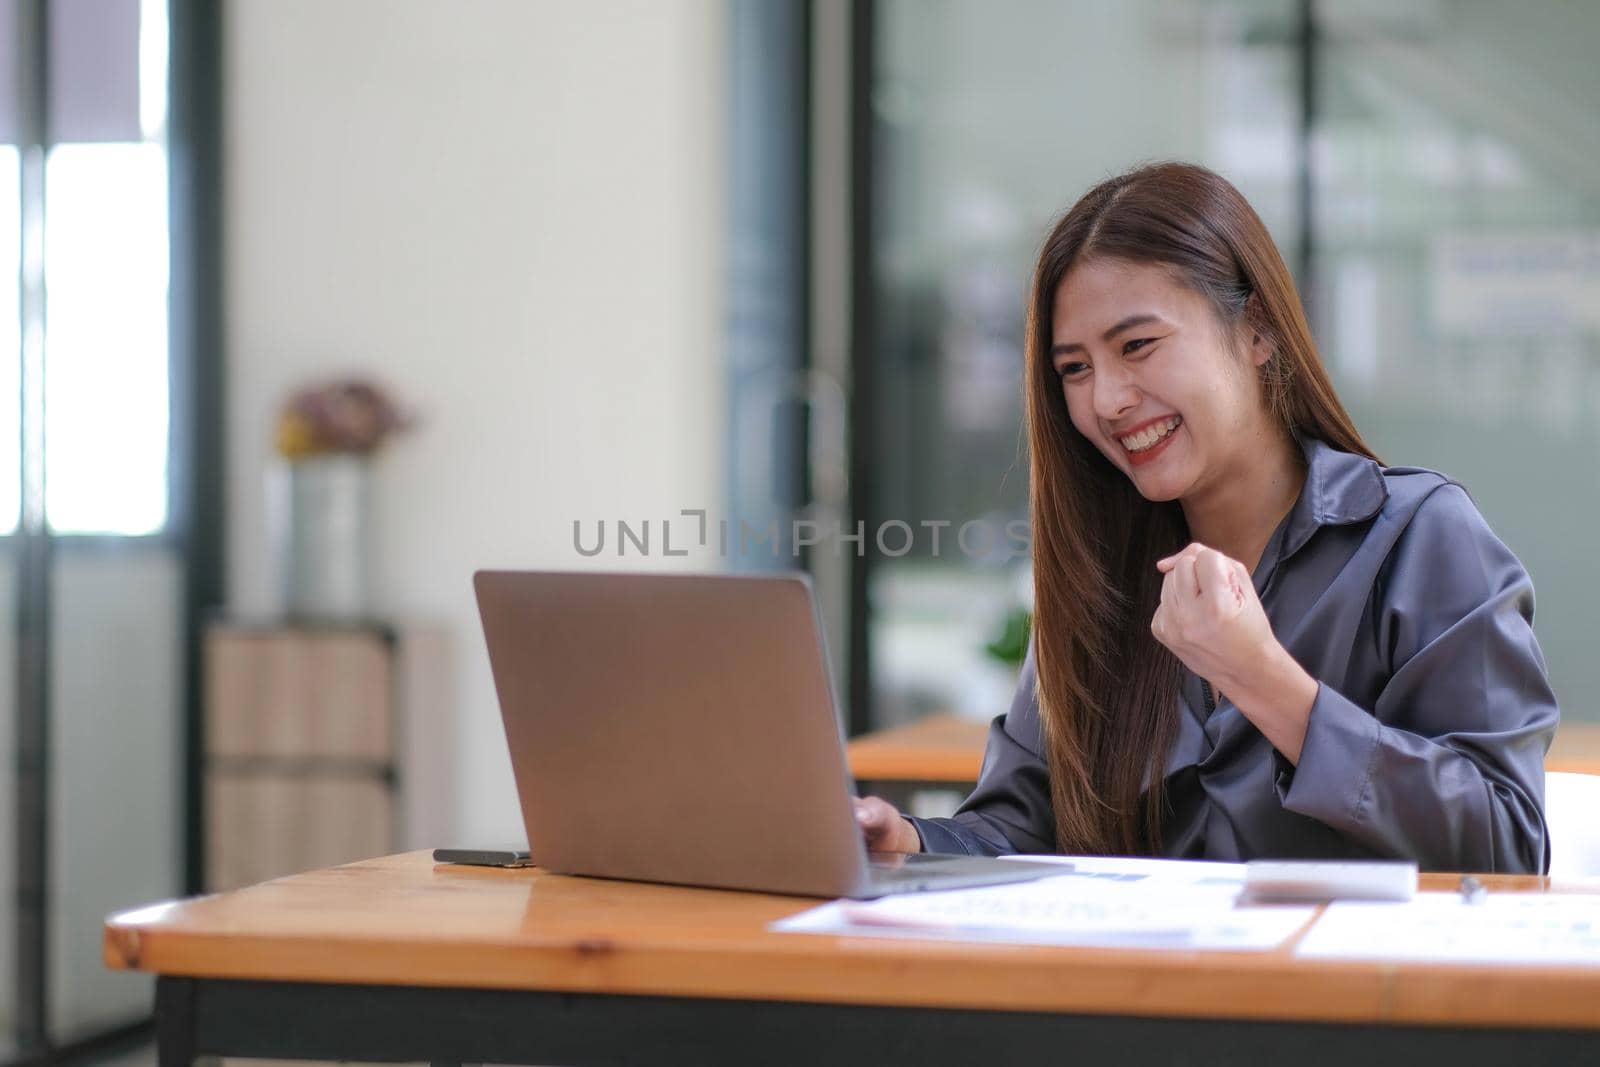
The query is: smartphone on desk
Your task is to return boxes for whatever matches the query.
[432,847,534,868]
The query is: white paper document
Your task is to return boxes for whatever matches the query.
[998,853,1249,886]
[1296,891,1600,966]
[773,856,1314,952]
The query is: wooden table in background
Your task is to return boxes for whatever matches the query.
[846,712,989,786]
[1548,723,1600,775]
[848,714,1600,792]
[105,852,1600,1066]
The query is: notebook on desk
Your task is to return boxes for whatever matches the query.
[472,569,1061,898]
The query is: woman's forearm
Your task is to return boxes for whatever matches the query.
[1222,642,1319,765]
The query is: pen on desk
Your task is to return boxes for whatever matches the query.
[1458,875,1487,905]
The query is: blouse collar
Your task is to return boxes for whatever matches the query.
[1255,430,1388,585]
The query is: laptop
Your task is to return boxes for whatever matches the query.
[473,569,1064,898]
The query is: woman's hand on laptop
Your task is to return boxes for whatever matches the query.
[852,795,922,854]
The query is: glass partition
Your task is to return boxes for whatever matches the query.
[2,0,185,1051]
[1311,0,1600,720]
[862,0,1599,732]
[867,0,1301,725]
[44,0,181,1040]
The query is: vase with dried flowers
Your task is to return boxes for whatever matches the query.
[268,378,409,620]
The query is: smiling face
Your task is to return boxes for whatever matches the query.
[1049,257,1276,505]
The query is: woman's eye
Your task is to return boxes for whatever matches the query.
[1124,337,1155,355]
[1056,362,1088,379]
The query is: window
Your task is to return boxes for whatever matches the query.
[1,0,170,536]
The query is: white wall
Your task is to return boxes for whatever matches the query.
[225,0,727,844]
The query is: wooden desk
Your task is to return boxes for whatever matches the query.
[106,852,1600,1066]
[849,715,1600,788]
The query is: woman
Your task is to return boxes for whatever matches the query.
[855,161,1557,873]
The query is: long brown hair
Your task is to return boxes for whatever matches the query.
[1024,161,1379,855]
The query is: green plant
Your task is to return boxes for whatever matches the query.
[984,607,1032,667]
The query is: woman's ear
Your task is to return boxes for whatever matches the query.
[1243,292,1274,368]
[1249,332,1273,368]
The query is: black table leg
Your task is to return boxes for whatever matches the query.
[154,977,197,1067]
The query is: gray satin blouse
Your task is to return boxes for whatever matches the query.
[906,435,1558,873]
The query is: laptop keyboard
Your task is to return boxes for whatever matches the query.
[868,856,963,883]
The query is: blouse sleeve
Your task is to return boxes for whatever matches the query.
[1273,482,1558,873]
[903,644,1057,856]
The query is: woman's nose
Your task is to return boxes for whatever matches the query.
[1092,362,1139,421]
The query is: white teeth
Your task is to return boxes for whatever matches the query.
[1119,416,1180,453]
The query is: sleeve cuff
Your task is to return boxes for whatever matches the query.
[1274,681,1382,829]
[902,814,959,855]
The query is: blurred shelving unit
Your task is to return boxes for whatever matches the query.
[202,621,401,892]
